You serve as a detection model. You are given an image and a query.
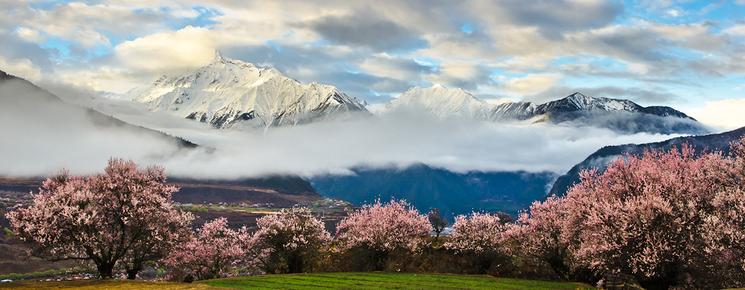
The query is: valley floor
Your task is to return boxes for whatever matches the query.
[0,272,594,289]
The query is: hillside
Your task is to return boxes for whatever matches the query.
[312,164,555,217]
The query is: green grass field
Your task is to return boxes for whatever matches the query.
[0,272,594,289]
[203,272,594,290]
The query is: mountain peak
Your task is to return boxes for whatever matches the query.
[387,85,487,119]
[212,50,226,63]
[132,56,368,129]
[566,92,590,100]
[560,92,602,108]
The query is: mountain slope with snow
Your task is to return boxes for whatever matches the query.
[386,85,489,119]
[131,52,369,129]
[385,87,708,134]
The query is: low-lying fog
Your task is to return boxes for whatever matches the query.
[0,80,683,179]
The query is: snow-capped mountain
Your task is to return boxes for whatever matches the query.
[386,85,489,119]
[384,87,707,134]
[131,52,368,129]
[498,92,708,134]
[491,92,693,121]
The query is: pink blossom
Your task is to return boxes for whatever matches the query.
[162,218,248,281]
[335,199,432,253]
[513,140,745,288]
[5,159,193,279]
[248,207,331,273]
[446,212,505,254]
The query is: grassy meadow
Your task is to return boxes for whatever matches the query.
[0,272,594,290]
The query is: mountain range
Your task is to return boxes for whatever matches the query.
[130,52,369,129]
[387,86,707,134]
[129,53,706,135]
[311,164,555,217]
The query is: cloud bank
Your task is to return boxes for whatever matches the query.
[0,82,680,180]
[159,114,679,179]
[0,79,189,177]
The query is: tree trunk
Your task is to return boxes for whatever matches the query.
[126,262,143,280]
[373,250,387,271]
[97,262,115,279]
[288,254,303,273]
[126,268,138,280]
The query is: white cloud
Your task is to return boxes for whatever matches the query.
[688,99,745,130]
[0,77,681,179]
[113,26,218,74]
[159,114,677,178]
[724,25,745,36]
[665,9,682,18]
[503,74,560,96]
[14,27,44,43]
[0,56,42,81]
[359,54,428,81]
[425,61,492,90]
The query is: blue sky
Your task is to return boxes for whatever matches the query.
[2,0,745,128]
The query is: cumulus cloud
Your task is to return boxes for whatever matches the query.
[425,61,493,90]
[303,10,427,52]
[0,56,42,81]
[488,0,623,38]
[358,54,433,82]
[502,74,560,96]
[688,99,745,130]
[112,26,218,74]
[7,2,205,48]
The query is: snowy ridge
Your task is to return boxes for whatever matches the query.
[386,85,489,119]
[131,52,368,129]
[387,88,695,122]
[534,92,642,114]
[381,86,705,134]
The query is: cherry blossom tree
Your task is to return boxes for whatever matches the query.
[5,159,193,279]
[504,196,579,280]
[446,212,505,254]
[335,199,431,270]
[248,207,331,273]
[514,140,745,288]
[162,218,248,281]
[445,212,509,273]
